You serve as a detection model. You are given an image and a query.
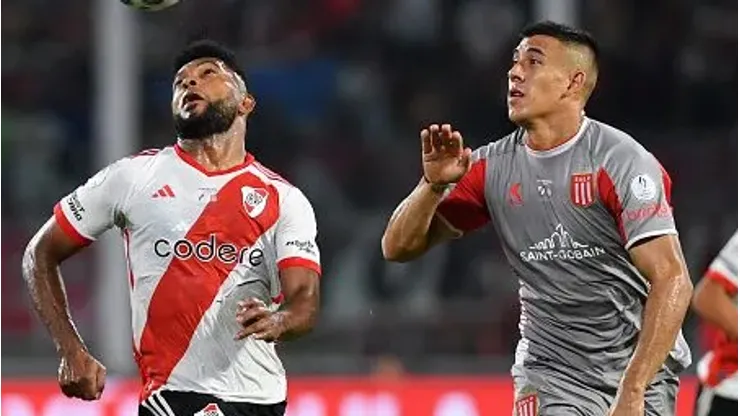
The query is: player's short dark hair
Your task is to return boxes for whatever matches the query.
[173,39,247,85]
[520,21,599,68]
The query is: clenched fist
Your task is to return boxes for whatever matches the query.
[421,123,472,185]
[58,349,106,401]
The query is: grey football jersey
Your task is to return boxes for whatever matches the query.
[436,117,691,390]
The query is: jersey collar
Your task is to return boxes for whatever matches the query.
[174,143,254,176]
[525,117,590,158]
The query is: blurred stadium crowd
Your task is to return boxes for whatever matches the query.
[2,0,737,375]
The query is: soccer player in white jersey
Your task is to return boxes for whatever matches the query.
[22,40,321,416]
[382,22,694,415]
[692,231,738,415]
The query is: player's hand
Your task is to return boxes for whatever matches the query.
[607,389,645,416]
[421,123,472,185]
[58,349,106,401]
[234,298,285,342]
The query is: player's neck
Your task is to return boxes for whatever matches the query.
[177,125,248,172]
[524,111,585,152]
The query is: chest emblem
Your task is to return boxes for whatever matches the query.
[570,173,595,207]
[241,186,269,218]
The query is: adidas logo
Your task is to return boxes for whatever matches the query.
[520,224,605,262]
[152,185,176,198]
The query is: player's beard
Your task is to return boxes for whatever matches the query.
[174,99,238,140]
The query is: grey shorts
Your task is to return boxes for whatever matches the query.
[512,364,679,416]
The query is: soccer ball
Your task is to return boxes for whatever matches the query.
[120,0,179,11]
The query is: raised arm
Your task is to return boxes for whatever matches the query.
[381,178,460,262]
[382,123,490,262]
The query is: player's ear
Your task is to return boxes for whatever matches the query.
[567,71,587,98]
[239,93,256,116]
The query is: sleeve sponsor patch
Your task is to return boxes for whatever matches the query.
[285,239,318,256]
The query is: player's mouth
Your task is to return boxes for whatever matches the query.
[508,88,525,99]
[180,92,206,109]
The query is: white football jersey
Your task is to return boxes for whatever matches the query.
[54,145,321,404]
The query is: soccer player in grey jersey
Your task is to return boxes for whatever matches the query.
[382,22,693,416]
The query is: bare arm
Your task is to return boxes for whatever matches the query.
[22,217,89,356]
[236,267,321,342]
[382,123,476,262]
[692,275,738,340]
[275,267,320,340]
[619,234,693,393]
[381,178,459,262]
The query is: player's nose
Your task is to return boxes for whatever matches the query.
[508,64,524,83]
[181,76,198,89]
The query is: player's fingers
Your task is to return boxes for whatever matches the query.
[253,328,278,342]
[236,306,269,325]
[420,129,432,154]
[237,298,264,310]
[440,124,453,141]
[59,366,82,398]
[95,365,106,400]
[458,147,472,170]
[446,131,463,152]
[60,382,78,398]
[429,124,443,150]
[234,318,270,340]
[82,374,99,399]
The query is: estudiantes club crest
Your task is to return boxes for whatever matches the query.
[570,173,595,207]
[241,186,268,218]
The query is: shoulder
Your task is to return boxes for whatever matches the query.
[88,147,183,197]
[471,129,523,163]
[246,159,313,211]
[113,147,169,172]
[588,119,655,167]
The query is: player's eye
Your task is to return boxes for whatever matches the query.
[202,68,216,77]
[529,58,542,66]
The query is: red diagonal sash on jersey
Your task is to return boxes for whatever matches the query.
[135,171,279,401]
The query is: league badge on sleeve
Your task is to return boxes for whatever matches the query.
[570,173,595,207]
[241,186,268,218]
[629,174,657,201]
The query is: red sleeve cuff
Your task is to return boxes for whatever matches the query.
[706,269,738,295]
[53,203,93,247]
[277,257,321,276]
